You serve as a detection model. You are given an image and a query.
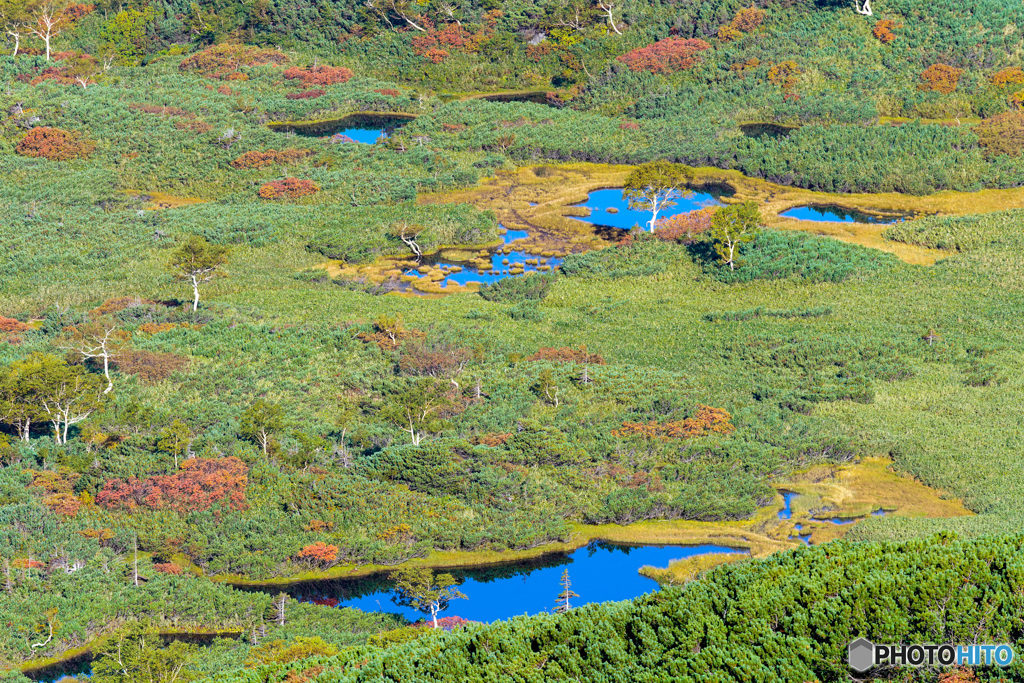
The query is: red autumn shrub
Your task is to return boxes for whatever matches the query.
[64,4,94,21]
[179,44,288,79]
[612,405,735,439]
[231,148,314,169]
[113,349,190,382]
[919,63,962,94]
[619,121,640,130]
[525,345,606,364]
[282,65,353,86]
[286,89,325,100]
[730,6,764,32]
[653,206,717,241]
[298,542,339,565]
[616,38,711,74]
[16,127,95,161]
[224,72,248,81]
[990,67,1024,88]
[872,19,899,44]
[129,104,195,118]
[374,88,400,97]
[175,120,213,134]
[96,457,248,513]
[153,563,184,575]
[258,178,320,199]
[0,316,30,332]
[768,61,801,90]
[412,23,485,62]
[423,48,449,64]
[442,123,466,133]
[89,296,158,317]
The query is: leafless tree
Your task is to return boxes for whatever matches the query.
[854,0,872,15]
[597,0,622,34]
[29,2,69,61]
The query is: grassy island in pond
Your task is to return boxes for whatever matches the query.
[3,0,1024,681]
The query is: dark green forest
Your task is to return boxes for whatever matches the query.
[2,0,1024,680]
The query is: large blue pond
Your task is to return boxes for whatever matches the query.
[274,542,747,623]
[780,205,905,224]
[572,188,723,230]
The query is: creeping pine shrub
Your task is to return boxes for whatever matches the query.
[286,89,325,100]
[258,178,319,199]
[884,210,1024,251]
[561,237,681,278]
[16,127,95,161]
[704,230,895,283]
[478,272,556,302]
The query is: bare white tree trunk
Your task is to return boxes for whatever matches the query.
[854,0,872,15]
[599,0,622,34]
[191,274,201,311]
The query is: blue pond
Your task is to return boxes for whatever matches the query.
[283,542,747,623]
[572,188,723,230]
[777,491,798,520]
[403,226,556,288]
[780,205,903,224]
[405,250,562,288]
[333,127,386,144]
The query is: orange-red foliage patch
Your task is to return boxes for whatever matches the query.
[96,457,248,513]
[919,63,962,94]
[990,67,1024,88]
[179,44,288,79]
[153,563,184,575]
[374,88,400,97]
[872,19,899,44]
[231,148,314,169]
[298,541,339,564]
[616,38,711,74]
[612,405,735,439]
[114,349,190,382]
[283,65,353,86]
[16,127,94,161]
[0,316,30,333]
[286,89,325,100]
[258,178,320,199]
[175,120,214,134]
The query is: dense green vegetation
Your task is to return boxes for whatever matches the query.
[3,0,1024,680]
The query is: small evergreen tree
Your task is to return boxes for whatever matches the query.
[554,569,579,614]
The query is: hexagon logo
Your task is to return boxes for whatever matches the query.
[848,638,875,673]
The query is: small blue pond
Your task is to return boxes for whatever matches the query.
[502,228,530,243]
[279,542,747,623]
[777,491,798,520]
[572,188,723,230]
[780,205,904,224]
[332,128,387,144]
